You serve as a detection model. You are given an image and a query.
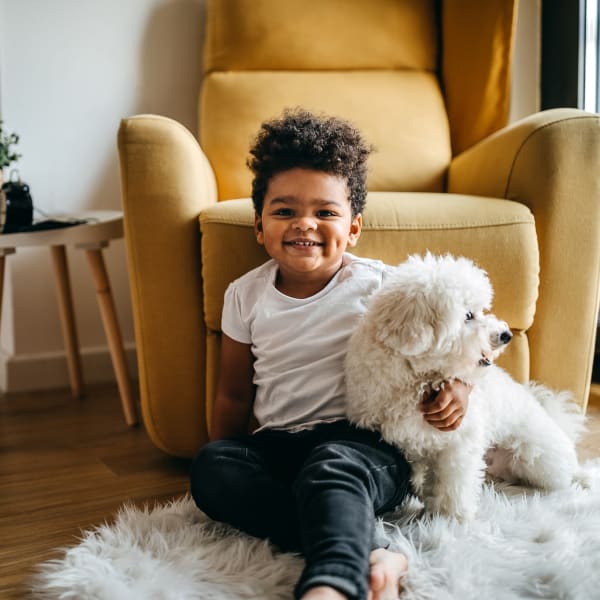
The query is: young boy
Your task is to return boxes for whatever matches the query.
[190,109,470,600]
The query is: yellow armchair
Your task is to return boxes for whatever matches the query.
[118,0,600,457]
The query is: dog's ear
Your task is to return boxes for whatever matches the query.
[373,291,436,356]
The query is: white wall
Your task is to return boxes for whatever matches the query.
[0,0,539,393]
[0,0,206,391]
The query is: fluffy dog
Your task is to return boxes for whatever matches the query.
[345,253,586,520]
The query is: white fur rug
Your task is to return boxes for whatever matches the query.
[34,460,600,600]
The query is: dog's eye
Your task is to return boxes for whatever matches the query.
[465,311,474,321]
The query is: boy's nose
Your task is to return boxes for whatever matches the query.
[293,217,317,231]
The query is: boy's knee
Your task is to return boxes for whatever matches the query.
[293,441,409,513]
[295,442,372,492]
[190,442,222,511]
[190,439,262,515]
[190,440,242,512]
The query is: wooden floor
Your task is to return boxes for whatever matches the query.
[0,384,190,599]
[1,384,599,599]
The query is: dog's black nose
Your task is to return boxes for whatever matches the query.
[500,330,513,344]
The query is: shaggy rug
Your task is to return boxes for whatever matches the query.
[34,460,600,600]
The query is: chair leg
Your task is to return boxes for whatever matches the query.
[50,245,84,399]
[84,247,138,426]
[0,254,5,333]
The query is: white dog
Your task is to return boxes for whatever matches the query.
[345,253,586,520]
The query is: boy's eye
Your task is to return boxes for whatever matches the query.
[272,208,293,216]
[316,210,336,217]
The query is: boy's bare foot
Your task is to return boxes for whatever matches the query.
[300,548,407,600]
[368,548,408,600]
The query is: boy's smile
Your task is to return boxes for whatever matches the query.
[255,167,362,298]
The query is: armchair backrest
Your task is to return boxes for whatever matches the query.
[199,0,516,200]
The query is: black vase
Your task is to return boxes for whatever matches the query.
[1,179,33,233]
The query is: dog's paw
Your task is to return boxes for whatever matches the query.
[425,507,475,524]
[423,495,476,523]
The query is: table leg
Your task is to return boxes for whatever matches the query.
[0,256,5,334]
[84,247,138,426]
[0,256,5,333]
[50,245,84,399]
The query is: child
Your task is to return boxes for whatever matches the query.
[190,109,470,600]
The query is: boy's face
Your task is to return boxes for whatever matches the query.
[255,167,362,287]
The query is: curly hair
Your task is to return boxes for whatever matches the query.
[247,108,372,216]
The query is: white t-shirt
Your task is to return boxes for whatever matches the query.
[222,253,392,432]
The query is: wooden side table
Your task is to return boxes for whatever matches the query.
[0,210,138,426]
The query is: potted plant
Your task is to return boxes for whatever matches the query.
[0,120,21,187]
[0,122,22,231]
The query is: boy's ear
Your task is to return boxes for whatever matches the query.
[254,213,264,244]
[347,213,362,247]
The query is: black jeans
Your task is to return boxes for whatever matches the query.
[190,420,411,600]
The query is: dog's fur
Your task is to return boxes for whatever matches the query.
[345,253,586,520]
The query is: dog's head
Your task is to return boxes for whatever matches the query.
[369,253,512,378]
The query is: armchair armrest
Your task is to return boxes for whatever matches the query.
[118,115,217,456]
[449,108,600,409]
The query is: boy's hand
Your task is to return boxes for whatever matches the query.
[420,379,471,431]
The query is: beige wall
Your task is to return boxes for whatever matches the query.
[0,0,539,392]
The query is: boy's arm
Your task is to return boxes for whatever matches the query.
[420,379,471,432]
[210,333,255,441]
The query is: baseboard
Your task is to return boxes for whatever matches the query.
[0,344,138,393]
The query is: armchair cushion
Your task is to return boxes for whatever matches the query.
[200,71,451,200]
